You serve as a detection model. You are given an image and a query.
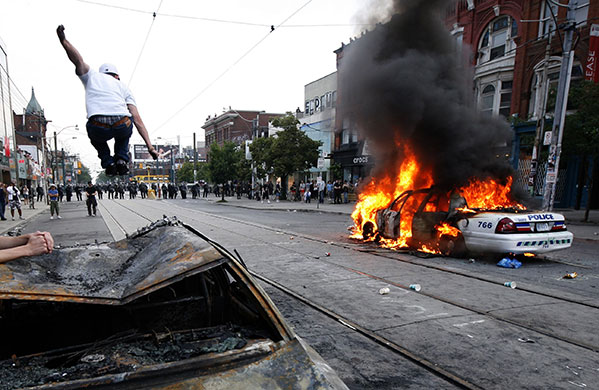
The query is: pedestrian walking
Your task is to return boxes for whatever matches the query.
[48,184,61,219]
[65,183,73,202]
[7,182,24,221]
[56,25,158,176]
[85,181,98,216]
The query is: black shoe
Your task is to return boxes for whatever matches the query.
[116,160,129,176]
[106,163,117,176]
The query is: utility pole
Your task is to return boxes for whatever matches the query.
[193,132,197,183]
[542,0,577,211]
[53,131,58,184]
[528,30,553,196]
[61,148,66,185]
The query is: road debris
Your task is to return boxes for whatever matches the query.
[409,284,421,292]
[379,287,390,295]
[497,257,522,269]
[517,337,535,343]
[504,281,517,289]
[563,272,579,279]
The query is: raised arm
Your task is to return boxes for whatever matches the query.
[56,25,90,76]
[127,104,159,160]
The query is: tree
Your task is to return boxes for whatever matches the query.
[176,160,195,183]
[563,80,599,220]
[96,171,110,183]
[77,165,92,184]
[249,137,274,180]
[207,141,243,201]
[251,113,321,200]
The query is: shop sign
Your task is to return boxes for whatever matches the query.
[352,155,370,165]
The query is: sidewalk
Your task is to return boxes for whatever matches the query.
[0,201,49,235]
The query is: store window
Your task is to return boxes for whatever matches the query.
[478,16,518,64]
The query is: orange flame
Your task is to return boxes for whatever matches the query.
[351,144,524,253]
[436,223,460,238]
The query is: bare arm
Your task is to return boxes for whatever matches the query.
[56,25,90,76]
[128,104,159,159]
[0,232,54,264]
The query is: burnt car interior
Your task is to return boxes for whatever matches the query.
[0,224,284,389]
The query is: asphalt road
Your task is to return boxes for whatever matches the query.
[21,197,599,389]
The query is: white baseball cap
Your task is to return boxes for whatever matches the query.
[99,63,119,75]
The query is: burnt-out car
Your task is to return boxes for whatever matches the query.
[0,218,347,390]
[363,188,573,256]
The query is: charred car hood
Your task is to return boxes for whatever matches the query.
[0,219,223,305]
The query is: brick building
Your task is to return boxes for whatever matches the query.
[446,0,598,207]
[202,109,283,150]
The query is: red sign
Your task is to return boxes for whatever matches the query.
[585,24,599,83]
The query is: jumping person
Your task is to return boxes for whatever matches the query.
[56,25,158,176]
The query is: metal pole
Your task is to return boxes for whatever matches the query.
[528,30,553,196]
[193,132,197,182]
[542,0,577,210]
[53,131,58,184]
[61,148,66,186]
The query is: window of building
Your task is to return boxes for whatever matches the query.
[539,2,557,37]
[478,16,517,65]
[499,80,512,117]
[331,91,337,108]
[576,3,589,27]
[480,84,495,116]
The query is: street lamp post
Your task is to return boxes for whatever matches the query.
[52,125,78,185]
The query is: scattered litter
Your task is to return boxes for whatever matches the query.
[325,252,331,257]
[468,258,476,263]
[409,284,421,292]
[290,237,294,240]
[504,281,517,289]
[563,272,579,279]
[379,287,390,295]
[517,337,534,343]
[594,232,598,236]
[497,258,522,269]
[81,354,106,363]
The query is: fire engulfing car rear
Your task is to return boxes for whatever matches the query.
[0,218,347,390]
[361,188,573,256]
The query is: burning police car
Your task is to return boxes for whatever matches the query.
[360,187,573,256]
[0,218,348,390]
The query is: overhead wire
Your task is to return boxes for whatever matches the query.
[151,0,315,135]
[75,0,368,28]
[128,0,164,87]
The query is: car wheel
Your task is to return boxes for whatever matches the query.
[439,234,466,257]
[362,222,375,240]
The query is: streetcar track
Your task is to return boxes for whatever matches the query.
[100,199,482,389]
[163,200,599,310]
[108,200,599,354]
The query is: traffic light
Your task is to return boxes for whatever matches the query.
[139,163,143,169]
[77,161,82,168]
[77,170,81,174]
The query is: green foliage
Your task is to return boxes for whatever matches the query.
[77,165,92,184]
[563,81,599,156]
[96,171,110,183]
[329,162,343,180]
[176,161,195,183]
[249,137,274,179]
[268,113,322,178]
[207,141,243,184]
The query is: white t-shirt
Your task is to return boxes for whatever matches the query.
[79,69,136,118]
[7,186,20,202]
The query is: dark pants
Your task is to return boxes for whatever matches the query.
[86,117,133,168]
[0,202,5,220]
[87,197,97,215]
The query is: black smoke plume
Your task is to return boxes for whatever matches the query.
[340,0,515,192]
